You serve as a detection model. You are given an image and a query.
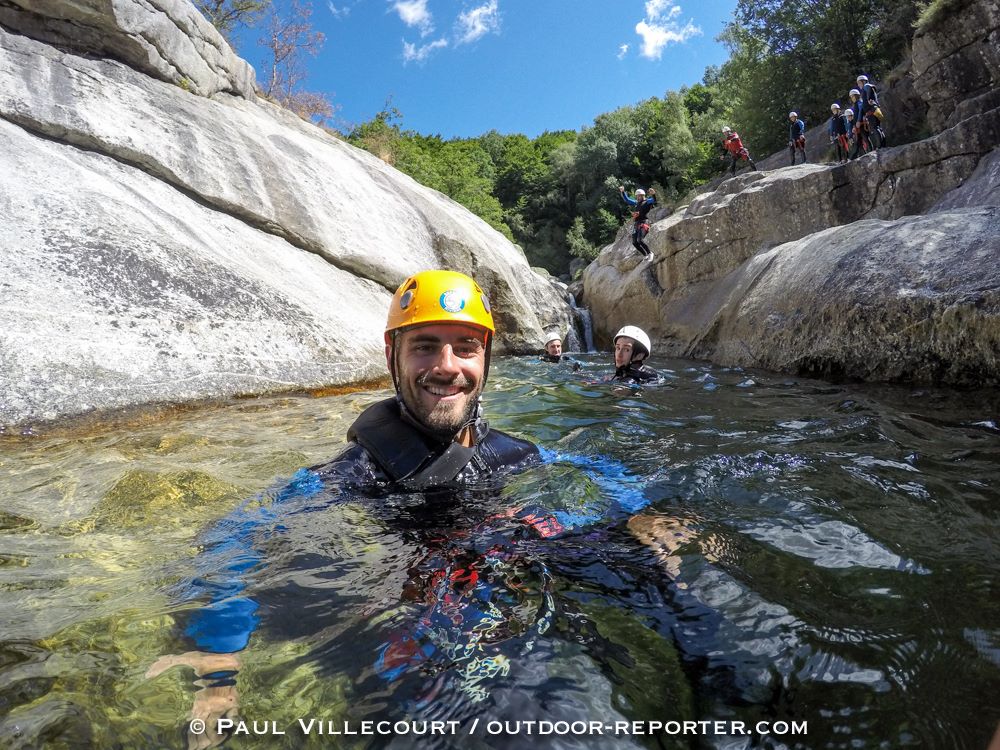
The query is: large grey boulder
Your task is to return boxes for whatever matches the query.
[0,0,256,98]
[0,2,571,428]
[0,118,389,426]
[690,208,1000,385]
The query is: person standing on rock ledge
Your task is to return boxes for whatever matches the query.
[848,89,872,155]
[856,74,885,151]
[844,107,860,159]
[788,112,807,165]
[828,104,850,164]
[721,127,758,176]
[619,185,656,258]
[611,326,661,383]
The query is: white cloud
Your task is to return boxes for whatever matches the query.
[327,2,350,18]
[634,1,700,60]
[393,0,434,36]
[402,37,448,63]
[645,0,682,21]
[617,43,629,60]
[456,0,500,44]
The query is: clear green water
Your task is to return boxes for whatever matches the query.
[1,356,998,749]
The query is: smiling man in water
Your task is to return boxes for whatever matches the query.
[339,269,539,488]
[148,270,543,746]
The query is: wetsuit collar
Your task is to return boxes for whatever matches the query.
[396,395,489,447]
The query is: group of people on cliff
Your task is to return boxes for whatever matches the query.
[825,74,886,164]
[617,75,887,263]
[719,73,886,175]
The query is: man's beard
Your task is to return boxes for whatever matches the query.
[404,371,482,439]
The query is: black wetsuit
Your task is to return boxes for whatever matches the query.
[613,363,661,383]
[323,397,540,492]
[540,354,562,363]
[861,82,884,149]
[829,113,850,162]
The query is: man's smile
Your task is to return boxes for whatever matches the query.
[422,382,465,398]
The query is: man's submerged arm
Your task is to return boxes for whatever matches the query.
[177,443,372,653]
[515,446,651,538]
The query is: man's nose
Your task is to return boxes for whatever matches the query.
[433,344,461,374]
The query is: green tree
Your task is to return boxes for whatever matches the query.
[195,0,270,40]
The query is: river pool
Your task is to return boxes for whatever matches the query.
[1,355,998,749]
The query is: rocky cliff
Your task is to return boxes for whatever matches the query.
[0,0,572,428]
[583,0,1000,386]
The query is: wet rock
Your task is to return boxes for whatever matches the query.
[686,208,999,386]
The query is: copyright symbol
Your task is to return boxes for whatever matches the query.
[189,719,206,735]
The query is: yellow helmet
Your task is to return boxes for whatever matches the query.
[385,270,495,393]
[385,270,494,339]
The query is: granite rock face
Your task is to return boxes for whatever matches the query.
[0,0,256,98]
[910,0,1000,132]
[0,1,571,428]
[688,208,1000,386]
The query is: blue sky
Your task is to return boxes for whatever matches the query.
[239,0,738,138]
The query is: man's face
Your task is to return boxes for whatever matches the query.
[545,339,562,357]
[614,337,637,368]
[388,323,487,437]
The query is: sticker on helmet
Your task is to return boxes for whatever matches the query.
[480,294,491,313]
[439,290,466,313]
[399,289,414,310]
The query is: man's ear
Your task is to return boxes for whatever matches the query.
[383,332,394,372]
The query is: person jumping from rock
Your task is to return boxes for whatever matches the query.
[828,104,850,164]
[721,127,757,176]
[618,185,656,258]
[788,111,807,165]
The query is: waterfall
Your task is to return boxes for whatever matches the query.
[577,307,596,352]
[566,295,596,353]
[565,323,583,353]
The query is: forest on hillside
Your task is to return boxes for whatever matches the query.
[200,0,929,275]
